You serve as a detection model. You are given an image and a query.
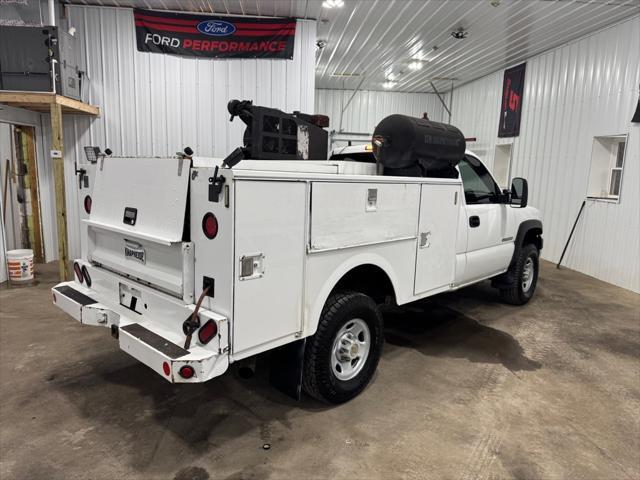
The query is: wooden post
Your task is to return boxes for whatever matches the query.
[50,101,69,281]
[22,126,45,263]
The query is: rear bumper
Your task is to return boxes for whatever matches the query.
[52,281,229,383]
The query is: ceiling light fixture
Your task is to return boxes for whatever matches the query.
[451,27,468,40]
[383,82,396,89]
[408,61,423,71]
[322,0,344,8]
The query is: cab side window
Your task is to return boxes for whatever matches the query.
[458,155,501,204]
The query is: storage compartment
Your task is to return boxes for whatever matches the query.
[86,156,193,301]
[232,180,307,355]
[88,227,193,300]
[310,182,421,252]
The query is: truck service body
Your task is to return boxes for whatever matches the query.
[52,107,542,404]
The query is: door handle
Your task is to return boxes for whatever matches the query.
[469,215,480,228]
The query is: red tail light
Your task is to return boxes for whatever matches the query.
[162,361,171,376]
[84,195,92,214]
[179,365,195,379]
[198,319,218,344]
[73,262,84,283]
[81,266,92,287]
[202,212,218,239]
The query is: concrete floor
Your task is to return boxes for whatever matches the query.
[0,261,638,480]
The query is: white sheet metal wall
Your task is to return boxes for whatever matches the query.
[56,6,316,260]
[451,17,640,293]
[315,89,448,137]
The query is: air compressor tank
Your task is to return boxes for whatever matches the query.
[372,114,466,178]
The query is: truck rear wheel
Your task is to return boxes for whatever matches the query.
[303,291,383,404]
[499,243,539,305]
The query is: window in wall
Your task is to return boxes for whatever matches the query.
[587,135,628,201]
[493,143,512,189]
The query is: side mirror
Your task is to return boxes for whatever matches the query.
[510,177,528,208]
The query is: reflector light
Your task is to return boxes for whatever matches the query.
[162,361,171,376]
[84,195,92,214]
[73,262,84,283]
[202,212,218,239]
[179,365,195,379]
[198,319,218,345]
[52,292,57,303]
[81,266,91,288]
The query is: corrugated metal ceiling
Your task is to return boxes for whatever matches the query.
[63,0,639,92]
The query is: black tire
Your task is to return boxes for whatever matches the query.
[303,291,383,404]
[499,243,539,305]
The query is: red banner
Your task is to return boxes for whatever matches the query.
[134,9,295,59]
[498,63,526,137]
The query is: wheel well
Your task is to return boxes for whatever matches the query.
[492,223,543,289]
[524,227,542,250]
[332,264,395,304]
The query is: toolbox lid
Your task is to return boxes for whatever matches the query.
[88,157,190,243]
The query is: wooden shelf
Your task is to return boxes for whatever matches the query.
[0,91,100,116]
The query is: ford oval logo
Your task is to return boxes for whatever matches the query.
[197,20,236,36]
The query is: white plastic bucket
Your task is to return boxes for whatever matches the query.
[7,249,34,282]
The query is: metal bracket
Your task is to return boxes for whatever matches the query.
[419,231,431,248]
[208,166,226,203]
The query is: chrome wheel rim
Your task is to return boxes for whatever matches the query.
[331,318,371,381]
[522,257,535,292]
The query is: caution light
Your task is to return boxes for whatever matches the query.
[198,319,218,345]
[202,212,219,239]
[364,144,373,151]
[73,262,84,283]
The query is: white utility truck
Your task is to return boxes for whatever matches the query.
[52,101,542,404]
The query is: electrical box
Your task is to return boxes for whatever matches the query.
[0,25,82,100]
[58,29,82,100]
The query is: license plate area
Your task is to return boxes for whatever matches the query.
[119,282,143,314]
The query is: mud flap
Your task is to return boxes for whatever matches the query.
[268,339,306,400]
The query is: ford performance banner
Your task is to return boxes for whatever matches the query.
[133,9,296,59]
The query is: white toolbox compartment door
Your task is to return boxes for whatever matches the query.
[414,184,460,295]
[88,157,189,243]
[310,182,420,251]
[233,180,307,355]
[85,157,192,298]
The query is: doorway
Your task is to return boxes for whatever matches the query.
[1,122,45,264]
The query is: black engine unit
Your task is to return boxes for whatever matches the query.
[228,99,329,160]
[372,114,466,178]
